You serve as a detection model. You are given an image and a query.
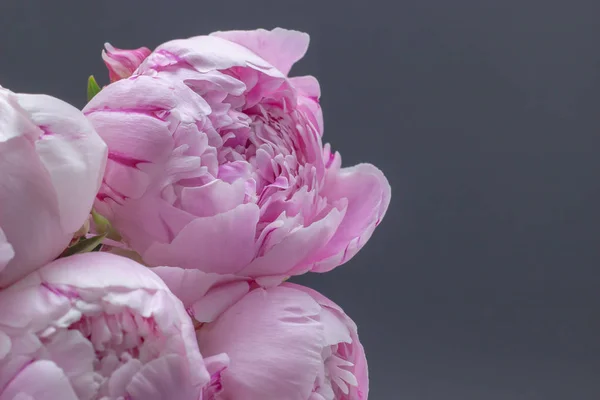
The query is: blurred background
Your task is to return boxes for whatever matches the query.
[2,0,599,398]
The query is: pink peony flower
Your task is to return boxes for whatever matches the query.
[0,87,107,288]
[0,252,216,400]
[154,266,369,400]
[84,28,390,282]
[102,43,151,83]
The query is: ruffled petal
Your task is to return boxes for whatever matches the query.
[283,283,369,399]
[148,35,284,78]
[150,266,244,309]
[102,43,151,82]
[211,28,310,76]
[240,207,343,277]
[290,75,324,135]
[144,204,260,273]
[310,163,391,272]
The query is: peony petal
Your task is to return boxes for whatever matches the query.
[126,355,203,400]
[289,75,324,135]
[150,266,244,309]
[211,28,310,76]
[149,35,283,78]
[240,207,343,277]
[0,90,39,143]
[0,228,14,273]
[16,93,107,234]
[10,252,167,292]
[203,353,230,399]
[0,136,69,288]
[144,204,260,273]
[180,179,246,218]
[108,358,143,398]
[0,330,11,360]
[102,43,151,82]
[283,283,369,399]
[197,286,324,400]
[85,109,173,166]
[84,74,212,118]
[0,360,79,400]
[310,163,391,272]
[191,280,250,323]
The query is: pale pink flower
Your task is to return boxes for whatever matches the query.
[102,43,151,82]
[0,87,107,288]
[0,252,215,400]
[155,266,369,400]
[84,28,390,282]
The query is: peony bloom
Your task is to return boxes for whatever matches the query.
[85,28,390,282]
[0,87,107,288]
[102,43,151,83]
[0,252,216,400]
[154,266,369,400]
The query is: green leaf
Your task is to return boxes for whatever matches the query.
[61,233,107,257]
[91,209,110,233]
[91,209,122,241]
[87,75,101,101]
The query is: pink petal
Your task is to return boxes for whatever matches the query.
[197,286,324,400]
[102,43,152,82]
[0,228,14,273]
[310,163,391,272]
[16,93,107,234]
[84,108,174,166]
[143,203,260,273]
[211,28,310,76]
[180,179,246,218]
[289,75,324,135]
[240,207,343,277]
[191,281,250,323]
[0,330,10,360]
[150,266,244,309]
[0,136,69,288]
[148,35,285,79]
[0,88,107,288]
[0,360,79,400]
[126,355,203,400]
[12,252,167,292]
[203,353,230,399]
[84,74,212,117]
[283,283,370,399]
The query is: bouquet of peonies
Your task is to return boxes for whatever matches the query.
[0,28,390,400]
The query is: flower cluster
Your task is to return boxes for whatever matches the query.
[0,28,390,399]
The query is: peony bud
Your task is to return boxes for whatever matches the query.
[155,266,369,400]
[0,252,214,399]
[0,86,107,287]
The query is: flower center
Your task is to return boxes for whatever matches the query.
[313,343,359,399]
[33,309,164,399]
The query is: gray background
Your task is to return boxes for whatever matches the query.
[2,0,600,399]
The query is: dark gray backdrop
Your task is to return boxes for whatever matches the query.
[2,1,599,399]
